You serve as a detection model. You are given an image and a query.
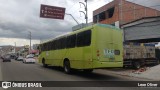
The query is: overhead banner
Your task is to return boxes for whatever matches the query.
[40,4,65,20]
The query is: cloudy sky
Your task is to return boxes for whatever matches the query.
[0,0,160,46]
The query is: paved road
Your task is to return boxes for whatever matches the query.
[0,59,159,90]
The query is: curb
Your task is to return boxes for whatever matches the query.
[107,70,155,81]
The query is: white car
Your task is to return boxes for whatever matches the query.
[17,56,24,61]
[23,55,35,63]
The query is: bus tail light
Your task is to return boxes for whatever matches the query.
[97,50,100,60]
[97,50,100,57]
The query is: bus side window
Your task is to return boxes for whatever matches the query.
[57,39,61,49]
[55,40,58,50]
[61,37,66,49]
[51,40,54,50]
[66,34,76,48]
[44,43,46,51]
[77,30,91,47]
[48,42,52,51]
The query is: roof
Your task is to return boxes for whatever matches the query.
[122,16,160,28]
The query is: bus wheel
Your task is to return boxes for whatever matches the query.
[64,60,71,74]
[133,61,141,69]
[155,59,160,65]
[83,69,93,73]
[42,59,48,68]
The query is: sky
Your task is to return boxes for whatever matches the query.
[0,0,160,46]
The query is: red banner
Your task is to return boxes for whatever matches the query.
[40,4,65,20]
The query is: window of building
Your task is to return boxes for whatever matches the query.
[93,15,98,23]
[107,7,114,18]
[99,12,106,21]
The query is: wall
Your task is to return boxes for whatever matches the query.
[93,0,160,25]
[123,17,160,42]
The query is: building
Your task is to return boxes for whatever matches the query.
[122,16,160,42]
[33,44,39,50]
[93,0,160,26]
[0,46,14,56]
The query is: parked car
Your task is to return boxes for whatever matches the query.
[17,56,24,61]
[3,54,11,62]
[1,55,4,60]
[23,55,35,63]
[15,56,18,60]
[10,55,17,60]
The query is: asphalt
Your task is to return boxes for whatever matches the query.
[0,62,2,80]
[0,60,2,90]
[0,59,159,90]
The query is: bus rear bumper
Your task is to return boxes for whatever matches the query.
[93,61,123,69]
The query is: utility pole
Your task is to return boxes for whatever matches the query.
[79,0,88,24]
[29,31,31,54]
[14,42,16,53]
[120,0,123,25]
[65,13,79,25]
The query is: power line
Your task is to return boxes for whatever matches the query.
[66,1,78,13]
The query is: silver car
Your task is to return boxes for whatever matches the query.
[17,56,24,61]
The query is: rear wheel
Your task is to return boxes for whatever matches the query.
[133,61,141,69]
[64,60,71,74]
[155,59,159,65]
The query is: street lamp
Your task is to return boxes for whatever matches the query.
[79,0,88,24]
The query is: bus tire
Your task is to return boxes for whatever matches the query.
[42,59,48,68]
[133,61,141,69]
[155,59,159,65]
[64,60,71,74]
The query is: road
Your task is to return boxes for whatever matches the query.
[0,59,159,90]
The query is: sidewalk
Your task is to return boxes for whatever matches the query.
[134,65,160,80]
[105,65,160,80]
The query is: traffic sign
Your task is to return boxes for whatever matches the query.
[40,4,65,20]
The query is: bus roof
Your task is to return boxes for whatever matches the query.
[73,23,121,32]
[96,24,121,30]
[40,24,121,44]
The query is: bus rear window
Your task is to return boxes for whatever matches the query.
[77,30,91,47]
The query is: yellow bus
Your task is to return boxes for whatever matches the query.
[38,24,123,73]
